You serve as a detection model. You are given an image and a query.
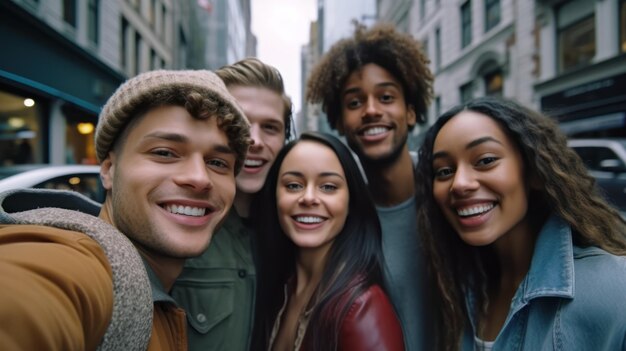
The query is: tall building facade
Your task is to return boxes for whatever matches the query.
[380,0,537,124]
[0,0,254,167]
[534,0,626,137]
[377,0,625,142]
[192,0,255,70]
[300,20,322,135]
[299,0,377,134]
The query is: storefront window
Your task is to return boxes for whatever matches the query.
[0,90,43,166]
[62,105,97,165]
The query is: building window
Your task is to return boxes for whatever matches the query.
[63,0,77,27]
[435,27,441,70]
[87,0,99,44]
[0,90,43,165]
[557,0,595,73]
[150,49,158,69]
[461,1,472,48]
[559,16,595,72]
[434,96,441,117]
[135,32,142,75]
[149,0,157,27]
[460,81,474,103]
[120,18,129,69]
[619,0,626,52]
[162,4,168,40]
[484,70,503,97]
[485,0,500,32]
[178,27,188,68]
[420,0,426,20]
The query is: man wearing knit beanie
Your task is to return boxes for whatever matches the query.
[0,69,250,350]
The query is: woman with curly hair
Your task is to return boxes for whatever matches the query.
[415,97,626,350]
[252,132,404,350]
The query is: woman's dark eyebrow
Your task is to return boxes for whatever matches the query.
[280,171,303,178]
[432,150,447,160]
[432,136,502,160]
[280,171,345,181]
[466,136,502,150]
[319,172,345,180]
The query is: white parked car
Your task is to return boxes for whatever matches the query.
[0,164,104,203]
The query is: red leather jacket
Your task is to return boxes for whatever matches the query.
[305,284,405,351]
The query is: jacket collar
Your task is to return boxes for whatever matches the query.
[464,215,576,341]
[515,215,574,306]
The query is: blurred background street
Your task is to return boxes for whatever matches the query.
[1,0,625,213]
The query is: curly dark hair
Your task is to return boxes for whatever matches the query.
[216,57,293,140]
[306,22,433,130]
[414,97,626,351]
[113,87,251,174]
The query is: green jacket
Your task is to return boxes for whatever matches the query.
[171,210,256,351]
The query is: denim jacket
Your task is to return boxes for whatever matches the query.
[462,215,626,351]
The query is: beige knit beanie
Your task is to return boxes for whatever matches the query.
[95,69,248,164]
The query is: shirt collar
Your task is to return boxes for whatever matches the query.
[142,258,178,305]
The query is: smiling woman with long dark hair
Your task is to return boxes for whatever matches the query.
[252,131,404,351]
[415,97,626,351]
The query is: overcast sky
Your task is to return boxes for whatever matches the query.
[251,0,317,114]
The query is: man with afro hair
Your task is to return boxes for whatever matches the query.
[306,22,433,351]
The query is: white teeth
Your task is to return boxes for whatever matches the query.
[457,203,495,217]
[166,204,207,217]
[364,127,388,136]
[244,159,263,167]
[295,216,324,224]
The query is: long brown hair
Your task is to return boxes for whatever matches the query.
[414,97,626,350]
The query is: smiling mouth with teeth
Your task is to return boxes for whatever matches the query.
[456,203,495,217]
[244,159,264,168]
[362,127,389,136]
[294,216,325,224]
[165,204,207,217]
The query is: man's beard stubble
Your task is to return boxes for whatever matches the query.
[348,132,408,169]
